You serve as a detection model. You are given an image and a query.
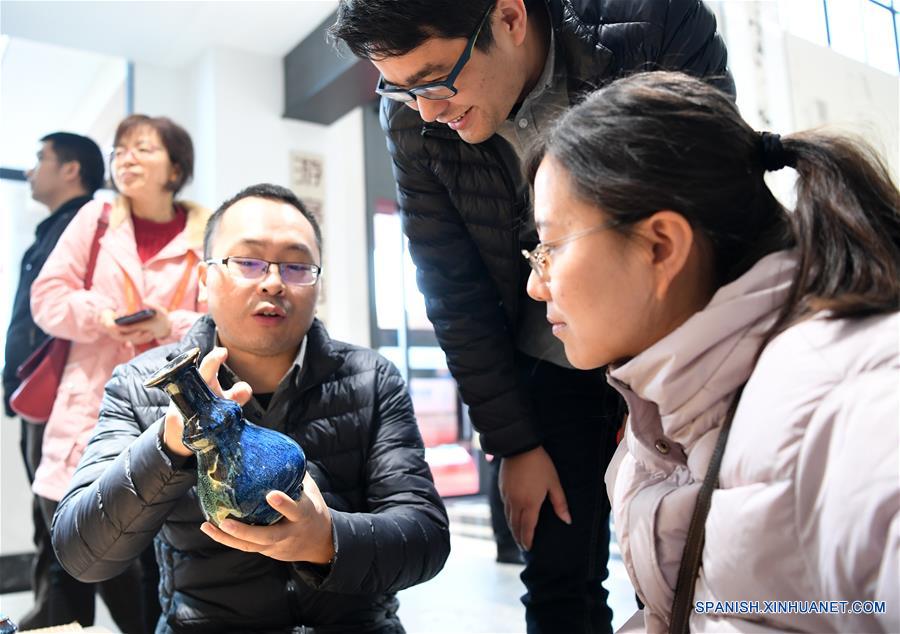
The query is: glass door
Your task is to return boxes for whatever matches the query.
[362,103,481,497]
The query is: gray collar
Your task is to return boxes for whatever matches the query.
[516,9,557,114]
[215,332,308,424]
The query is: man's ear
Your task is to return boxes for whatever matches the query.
[197,261,209,304]
[60,160,81,186]
[495,0,529,47]
[312,273,322,312]
[630,211,695,300]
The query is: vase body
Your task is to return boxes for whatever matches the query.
[145,347,306,526]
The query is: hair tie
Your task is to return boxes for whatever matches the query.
[758,132,794,172]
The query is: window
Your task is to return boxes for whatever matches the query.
[363,104,482,498]
[782,0,900,73]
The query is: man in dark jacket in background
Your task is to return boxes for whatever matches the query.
[51,183,450,633]
[3,131,104,629]
[330,1,733,631]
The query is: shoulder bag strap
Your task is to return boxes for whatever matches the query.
[122,273,141,314]
[121,250,198,314]
[668,383,746,634]
[83,202,111,291]
[167,251,198,311]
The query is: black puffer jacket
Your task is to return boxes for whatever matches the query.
[3,195,90,415]
[381,0,734,456]
[52,316,450,633]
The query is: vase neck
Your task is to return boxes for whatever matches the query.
[165,365,216,422]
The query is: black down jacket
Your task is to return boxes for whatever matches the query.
[52,316,450,633]
[3,194,90,415]
[381,0,734,456]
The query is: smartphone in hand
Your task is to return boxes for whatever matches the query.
[114,308,157,326]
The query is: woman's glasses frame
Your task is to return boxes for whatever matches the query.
[521,220,619,280]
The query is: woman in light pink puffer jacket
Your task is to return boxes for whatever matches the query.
[523,72,899,633]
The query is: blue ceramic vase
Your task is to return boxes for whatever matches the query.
[144,347,306,526]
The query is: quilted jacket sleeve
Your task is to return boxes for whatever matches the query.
[381,103,542,457]
[51,361,196,583]
[296,358,450,595]
[796,368,900,633]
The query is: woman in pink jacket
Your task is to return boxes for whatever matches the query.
[30,114,209,632]
[523,72,898,633]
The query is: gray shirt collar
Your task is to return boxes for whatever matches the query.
[215,332,309,429]
[523,26,557,108]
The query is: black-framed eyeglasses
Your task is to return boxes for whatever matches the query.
[375,3,493,103]
[206,257,322,286]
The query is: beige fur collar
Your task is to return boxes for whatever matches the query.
[110,195,210,249]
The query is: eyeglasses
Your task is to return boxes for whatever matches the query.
[206,257,322,286]
[375,3,493,103]
[521,220,619,280]
[111,145,163,162]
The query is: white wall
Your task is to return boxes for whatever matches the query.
[320,107,369,347]
[784,33,899,181]
[133,61,197,201]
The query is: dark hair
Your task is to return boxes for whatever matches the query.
[113,114,194,195]
[203,183,322,259]
[40,132,105,194]
[330,0,496,59]
[528,71,900,337]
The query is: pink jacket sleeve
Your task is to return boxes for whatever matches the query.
[31,201,118,343]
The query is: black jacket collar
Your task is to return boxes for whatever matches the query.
[35,195,93,239]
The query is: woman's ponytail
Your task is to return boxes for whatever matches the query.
[775,131,900,329]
